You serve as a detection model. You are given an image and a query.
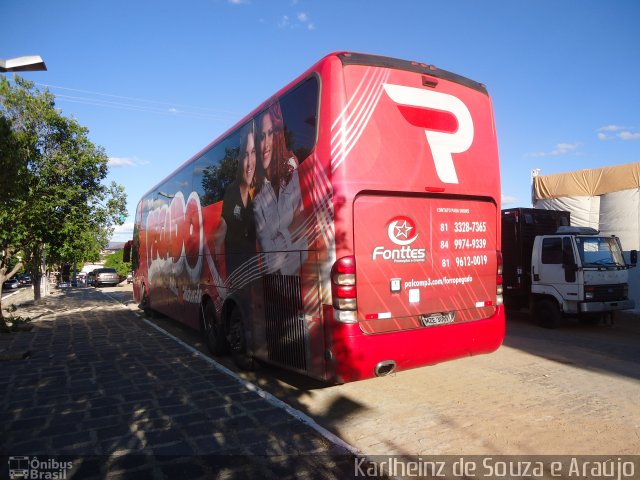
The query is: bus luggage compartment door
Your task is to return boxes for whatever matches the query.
[353,194,498,334]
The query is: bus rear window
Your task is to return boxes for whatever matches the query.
[278,75,318,162]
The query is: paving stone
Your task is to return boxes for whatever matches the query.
[1,287,359,478]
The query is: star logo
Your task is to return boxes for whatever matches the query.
[387,216,419,246]
[394,220,413,239]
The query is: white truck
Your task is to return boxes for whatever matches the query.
[502,208,637,327]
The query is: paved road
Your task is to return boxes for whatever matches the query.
[106,284,640,457]
[1,285,28,301]
[0,287,378,479]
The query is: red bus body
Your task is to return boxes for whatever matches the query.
[130,52,504,383]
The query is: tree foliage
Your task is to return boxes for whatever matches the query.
[0,114,28,304]
[0,75,127,324]
[103,250,131,278]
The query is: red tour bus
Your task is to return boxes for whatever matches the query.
[125,52,504,383]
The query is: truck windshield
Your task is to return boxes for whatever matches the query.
[575,236,625,267]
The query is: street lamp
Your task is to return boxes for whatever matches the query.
[0,55,47,72]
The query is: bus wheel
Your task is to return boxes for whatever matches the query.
[534,299,561,329]
[202,301,229,356]
[227,307,254,371]
[140,286,154,318]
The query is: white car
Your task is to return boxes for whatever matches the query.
[93,268,120,287]
[2,278,20,290]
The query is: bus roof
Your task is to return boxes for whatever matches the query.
[336,52,488,95]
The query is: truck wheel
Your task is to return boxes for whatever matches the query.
[533,299,561,329]
[202,301,228,356]
[227,307,254,371]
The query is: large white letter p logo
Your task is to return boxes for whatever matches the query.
[383,83,474,184]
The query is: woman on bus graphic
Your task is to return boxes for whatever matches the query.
[213,121,257,280]
[253,101,308,275]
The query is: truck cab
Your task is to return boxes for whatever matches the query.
[531,226,636,326]
[501,208,637,328]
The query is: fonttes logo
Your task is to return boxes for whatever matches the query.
[373,216,426,263]
[387,216,419,246]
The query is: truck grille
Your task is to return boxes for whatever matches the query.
[591,284,627,302]
[263,274,307,371]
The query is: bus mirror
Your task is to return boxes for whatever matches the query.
[123,240,132,263]
[631,250,638,266]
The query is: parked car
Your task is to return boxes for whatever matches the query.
[93,268,120,287]
[126,273,133,284]
[2,278,20,290]
[17,274,31,285]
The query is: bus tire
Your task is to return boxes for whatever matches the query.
[227,307,254,371]
[140,285,155,318]
[534,298,561,329]
[202,301,229,356]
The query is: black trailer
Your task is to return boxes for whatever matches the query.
[501,208,570,307]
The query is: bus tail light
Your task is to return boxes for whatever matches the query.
[331,256,358,323]
[496,251,504,305]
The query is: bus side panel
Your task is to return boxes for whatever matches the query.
[132,202,143,305]
[200,200,228,308]
[139,191,214,330]
[133,197,152,306]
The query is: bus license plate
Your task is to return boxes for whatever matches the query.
[420,312,455,327]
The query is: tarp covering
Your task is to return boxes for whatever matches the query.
[599,188,640,251]
[534,196,600,229]
[533,162,640,199]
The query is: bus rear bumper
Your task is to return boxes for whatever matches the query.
[325,306,505,383]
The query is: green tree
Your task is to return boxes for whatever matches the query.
[0,115,29,301]
[0,75,126,329]
[104,250,131,278]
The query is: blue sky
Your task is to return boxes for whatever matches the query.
[2,0,639,242]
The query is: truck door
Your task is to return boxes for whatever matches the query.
[562,237,577,283]
[535,236,578,300]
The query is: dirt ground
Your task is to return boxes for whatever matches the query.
[237,311,639,456]
[287,312,640,456]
